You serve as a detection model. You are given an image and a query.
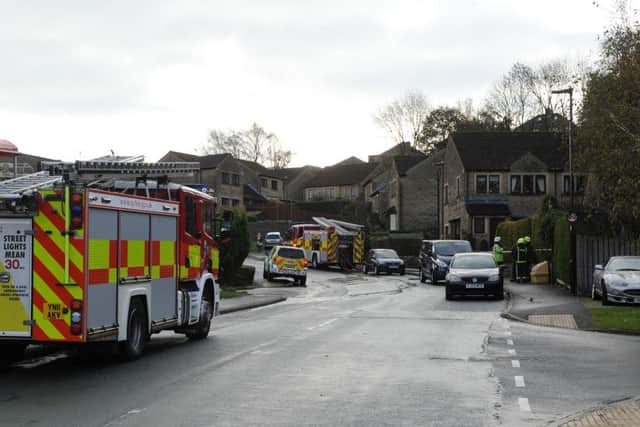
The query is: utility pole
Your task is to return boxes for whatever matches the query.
[552,87,577,295]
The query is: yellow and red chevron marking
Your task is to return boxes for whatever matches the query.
[274,256,302,271]
[119,239,150,278]
[353,233,364,264]
[32,197,85,342]
[327,232,338,263]
[210,247,220,279]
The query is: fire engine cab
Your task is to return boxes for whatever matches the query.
[0,161,224,363]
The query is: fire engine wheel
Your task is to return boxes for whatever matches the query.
[188,294,213,340]
[0,343,27,366]
[119,299,147,361]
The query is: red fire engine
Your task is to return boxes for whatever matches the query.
[0,161,226,363]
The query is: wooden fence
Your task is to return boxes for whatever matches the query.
[576,235,640,296]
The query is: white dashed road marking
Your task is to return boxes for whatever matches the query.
[308,318,338,331]
[511,360,520,368]
[518,397,531,412]
[508,349,517,356]
[515,376,526,387]
[507,339,514,346]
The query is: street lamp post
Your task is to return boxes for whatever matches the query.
[551,87,576,295]
[435,161,445,239]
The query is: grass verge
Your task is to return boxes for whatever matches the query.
[220,288,249,299]
[582,299,640,333]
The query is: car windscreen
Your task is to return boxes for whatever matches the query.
[434,241,472,256]
[277,248,304,259]
[265,233,281,239]
[607,257,640,271]
[451,255,496,269]
[374,249,399,259]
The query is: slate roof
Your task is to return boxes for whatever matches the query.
[237,159,282,179]
[451,132,567,171]
[159,151,230,169]
[393,155,427,176]
[333,156,365,166]
[304,162,378,188]
[243,184,268,203]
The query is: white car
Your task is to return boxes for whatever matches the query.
[592,256,640,305]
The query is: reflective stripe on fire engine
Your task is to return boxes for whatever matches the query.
[353,232,364,264]
[120,240,149,277]
[32,191,85,342]
[88,239,118,284]
[151,240,176,279]
[210,248,220,277]
[180,244,201,279]
[327,232,338,263]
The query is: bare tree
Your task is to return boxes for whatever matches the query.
[374,91,430,147]
[202,122,291,168]
[485,62,536,128]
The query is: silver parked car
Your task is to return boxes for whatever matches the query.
[592,256,640,305]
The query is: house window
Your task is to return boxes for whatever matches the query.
[488,175,500,193]
[563,175,587,195]
[222,172,230,185]
[510,176,521,194]
[261,178,268,188]
[535,175,546,194]
[473,217,485,234]
[456,176,461,197]
[232,174,240,185]
[389,213,398,231]
[271,180,278,190]
[522,175,534,195]
[476,175,487,194]
[221,197,230,206]
[232,199,240,207]
[444,183,449,205]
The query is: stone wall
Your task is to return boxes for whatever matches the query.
[400,157,438,237]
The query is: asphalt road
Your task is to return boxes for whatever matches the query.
[1,261,639,427]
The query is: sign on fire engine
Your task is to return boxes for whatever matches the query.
[0,218,33,337]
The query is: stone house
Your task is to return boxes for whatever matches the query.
[236,159,285,202]
[159,151,244,209]
[302,161,378,202]
[363,152,443,234]
[441,132,583,249]
[270,166,320,202]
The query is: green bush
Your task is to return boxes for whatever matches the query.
[496,218,531,254]
[219,208,250,283]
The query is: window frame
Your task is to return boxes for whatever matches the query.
[535,175,546,195]
[510,175,522,194]
[221,172,230,185]
[271,179,278,190]
[476,175,487,194]
[232,174,240,186]
[473,216,486,234]
[488,175,500,194]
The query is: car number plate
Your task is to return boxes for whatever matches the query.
[465,283,484,289]
[283,269,297,274]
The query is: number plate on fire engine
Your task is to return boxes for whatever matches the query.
[465,283,484,289]
[43,303,64,321]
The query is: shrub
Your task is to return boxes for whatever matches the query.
[219,208,250,283]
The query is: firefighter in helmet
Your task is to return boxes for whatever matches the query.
[492,236,504,267]
[514,237,530,282]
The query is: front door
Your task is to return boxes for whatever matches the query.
[489,217,504,243]
[0,218,33,337]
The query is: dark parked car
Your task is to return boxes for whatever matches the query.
[363,249,405,275]
[444,253,503,300]
[263,232,283,252]
[419,240,472,283]
[592,256,640,305]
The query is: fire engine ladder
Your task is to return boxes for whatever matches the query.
[0,171,63,199]
[312,217,364,236]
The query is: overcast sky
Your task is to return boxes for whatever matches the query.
[0,1,618,167]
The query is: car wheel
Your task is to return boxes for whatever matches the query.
[591,283,600,300]
[375,265,381,275]
[601,282,610,306]
[300,277,307,287]
[419,268,426,283]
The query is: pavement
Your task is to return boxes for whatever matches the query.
[504,279,595,329]
[219,294,287,314]
[556,397,640,426]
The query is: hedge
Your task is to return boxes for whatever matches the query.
[219,208,250,284]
